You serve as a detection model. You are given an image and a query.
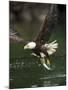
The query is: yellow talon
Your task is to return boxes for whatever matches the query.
[47,59,50,65]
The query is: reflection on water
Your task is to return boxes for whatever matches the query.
[10,55,66,89]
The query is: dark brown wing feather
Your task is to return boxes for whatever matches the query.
[34,5,57,45]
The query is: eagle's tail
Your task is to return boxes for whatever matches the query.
[44,40,58,55]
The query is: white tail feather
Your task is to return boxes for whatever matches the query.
[44,40,58,55]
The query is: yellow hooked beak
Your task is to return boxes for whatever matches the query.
[24,45,29,49]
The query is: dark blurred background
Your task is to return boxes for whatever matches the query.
[9,1,66,89]
[9,1,66,40]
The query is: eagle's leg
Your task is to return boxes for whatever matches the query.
[31,53,41,66]
[40,52,51,70]
[46,58,51,66]
[40,57,51,70]
[31,53,40,58]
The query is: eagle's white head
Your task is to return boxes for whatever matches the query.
[24,42,36,49]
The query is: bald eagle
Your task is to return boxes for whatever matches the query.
[10,5,58,70]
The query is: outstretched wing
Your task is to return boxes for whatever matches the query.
[10,29,27,44]
[34,5,57,45]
